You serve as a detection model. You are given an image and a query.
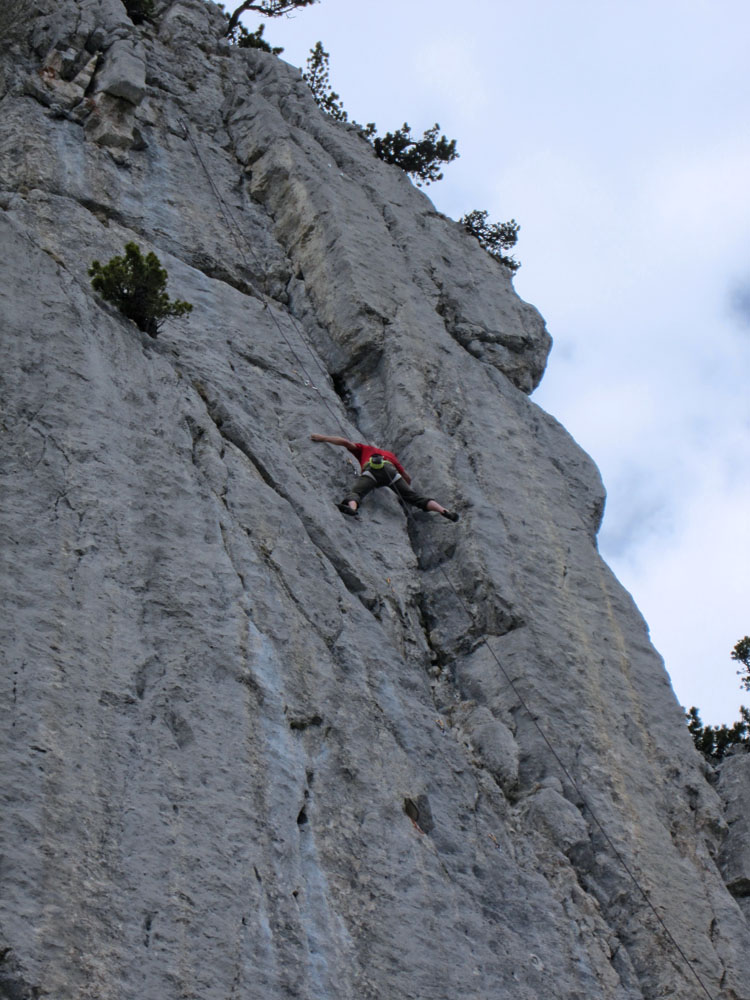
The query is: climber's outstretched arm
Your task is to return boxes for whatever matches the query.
[310,433,359,456]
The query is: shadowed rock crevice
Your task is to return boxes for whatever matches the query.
[190,379,283,495]
[0,946,40,1000]
[403,794,435,834]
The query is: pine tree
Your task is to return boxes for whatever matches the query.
[89,243,193,338]
[225,1,317,35]
[731,636,750,690]
[461,210,520,271]
[686,635,750,760]
[304,42,351,124]
[372,123,458,187]
[303,44,457,186]
[228,21,283,54]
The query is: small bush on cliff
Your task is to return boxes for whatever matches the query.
[372,122,458,187]
[304,43,458,187]
[731,635,750,690]
[461,209,520,272]
[89,243,193,338]
[228,21,283,54]
[687,636,750,761]
[304,42,360,126]
[123,0,154,24]
[686,706,750,761]
[225,1,317,35]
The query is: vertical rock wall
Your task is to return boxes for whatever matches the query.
[1,2,749,998]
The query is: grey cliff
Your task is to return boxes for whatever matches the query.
[1,1,749,998]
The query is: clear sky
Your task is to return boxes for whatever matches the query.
[239,0,750,725]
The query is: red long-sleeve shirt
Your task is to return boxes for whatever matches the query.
[351,443,409,481]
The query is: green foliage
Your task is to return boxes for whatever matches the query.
[89,243,193,338]
[461,209,520,271]
[687,635,750,761]
[731,635,750,690]
[303,42,351,124]
[686,706,750,761]
[123,0,154,24]
[304,43,457,187]
[226,1,316,34]
[228,21,283,54]
[372,123,458,187]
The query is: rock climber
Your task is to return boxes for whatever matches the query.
[310,433,459,521]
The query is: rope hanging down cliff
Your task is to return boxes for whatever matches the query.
[181,116,717,1000]
[178,117,342,430]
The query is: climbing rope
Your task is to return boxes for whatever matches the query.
[181,113,716,1000]
[178,116,347,436]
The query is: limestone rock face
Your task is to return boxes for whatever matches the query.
[718,752,750,922]
[1,2,749,999]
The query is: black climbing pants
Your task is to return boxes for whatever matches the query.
[343,463,432,511]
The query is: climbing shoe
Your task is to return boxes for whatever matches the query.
[337,502,359,517]
[441,510,459,522]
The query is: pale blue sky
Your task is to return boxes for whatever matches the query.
[238,0,750,725]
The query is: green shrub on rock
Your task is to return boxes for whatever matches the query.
[303,41,354,125]
[461,209,520,271]
[372,123,458,187]
[225,1,317,35]
[686,705,750,761]
[687,635,750,761]
[228,22,283,54]
[731,635,750,690]
[89,243,193,338]
[303,43,457,187]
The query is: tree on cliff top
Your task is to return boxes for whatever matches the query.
[461,209,520,272]
[372,122,458,187]
[227,21,284,54]
[687,635,750,761]
[303,41,356,125]
[226,0,317,34]
[687,706,750,760]
[731,635,750,690]
[304,43,458,187]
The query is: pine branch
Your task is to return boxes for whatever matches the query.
[226,1,316,34]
